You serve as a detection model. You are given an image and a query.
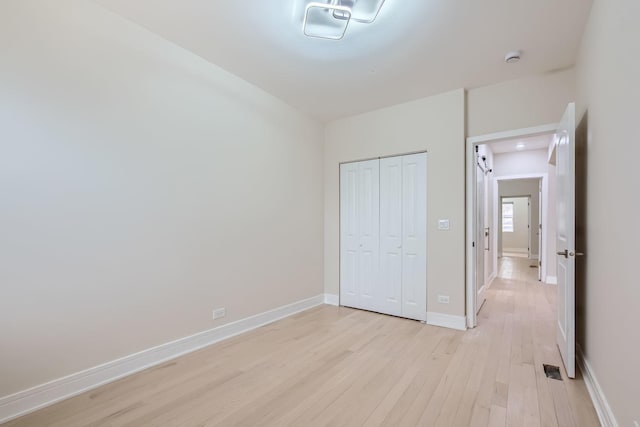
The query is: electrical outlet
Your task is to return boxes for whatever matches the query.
[213,308,226,320]
[438,295,450,304]
[438,219,450,230]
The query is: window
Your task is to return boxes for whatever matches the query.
[502,202,514,232]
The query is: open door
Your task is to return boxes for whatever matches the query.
[556,103,579,378]
[538,180,543,281]
[474,149,486,314]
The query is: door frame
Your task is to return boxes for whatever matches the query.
[466,123,557,328]
[497,194,534,258]
[494,180,547,278]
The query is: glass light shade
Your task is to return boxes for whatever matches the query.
[303,3,352,40]
[340,0,386,23]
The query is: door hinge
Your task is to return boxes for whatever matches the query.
[472,241,475,248]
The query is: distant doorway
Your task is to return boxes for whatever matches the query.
[500,195,531,258]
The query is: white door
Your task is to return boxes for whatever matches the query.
[538,180,543,281]
[475,158,486,313]
[527,196,532,259]
[340,162,359,308]
[340,154,426,321]
[401,153,427,321]
[556,102,577,378]
[340,160,380,311]
[357,160,380,312]
[379,156,403,316]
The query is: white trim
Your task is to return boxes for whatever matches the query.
[503,247,528,253]
[0,294,325,424]
[427,312,467,331]
[545,276,558,285]
[576,345,619,427]
[323,293,339,306]
[487,272,497,288]
[467,123,558,145]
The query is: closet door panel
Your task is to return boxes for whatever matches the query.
[357,160,379,311]
[379,156,403,316]
[401,153,427,321]
[340,162,360,308]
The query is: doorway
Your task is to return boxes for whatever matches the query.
[466,124,557,329]
[466,103,578,378]
[500,195,531,258]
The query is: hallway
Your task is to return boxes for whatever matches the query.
[476,256,598,426]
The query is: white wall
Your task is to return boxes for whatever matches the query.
[467,68,576,137]
[575,0,640,425]
[493,149,557,280]
[0,0,324,398]
[324,90,466,317]
[501,197,530,253]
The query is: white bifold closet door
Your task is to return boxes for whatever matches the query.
[340,152,427,321]
[339,159,379,312]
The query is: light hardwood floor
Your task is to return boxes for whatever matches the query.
[6,258,600,426]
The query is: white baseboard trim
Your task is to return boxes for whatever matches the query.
[487,272,497,288]
[0,294,325,424]
[323,293,339,306]
[426,312,467,331]
[576,345,618,427]
[545,276,558,285]
[503,248,528,253]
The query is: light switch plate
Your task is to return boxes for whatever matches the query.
[438,219,450,230]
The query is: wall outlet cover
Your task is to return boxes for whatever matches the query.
[438,219,450,230]
[437,295,450,304]
[213,308,226,320]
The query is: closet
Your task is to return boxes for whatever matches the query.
[339,152,427,321]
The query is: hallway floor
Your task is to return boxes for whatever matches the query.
[6,257,599,426]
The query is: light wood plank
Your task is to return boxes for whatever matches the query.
[5,257,600,427]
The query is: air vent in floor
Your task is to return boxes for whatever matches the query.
[543,364,563,381]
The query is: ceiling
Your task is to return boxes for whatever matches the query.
[489,134,553,154]
[95,0,593,121]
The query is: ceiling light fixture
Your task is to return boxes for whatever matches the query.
[516,142,526,150]
[302,0,386,40]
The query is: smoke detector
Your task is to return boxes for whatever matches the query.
[505,50,522,63]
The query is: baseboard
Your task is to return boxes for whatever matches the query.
[0,294,325,424]
[545,276,558,285]
[487,272,497,288]
[576,345,619,427]
[323,293,339,306]
[529,253,539,260]
[426,312,467,331]
[503,248,528,253]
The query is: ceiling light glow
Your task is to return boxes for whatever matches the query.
[303,3,352,40]
[302,0,386,40]
[516,142,526,150]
